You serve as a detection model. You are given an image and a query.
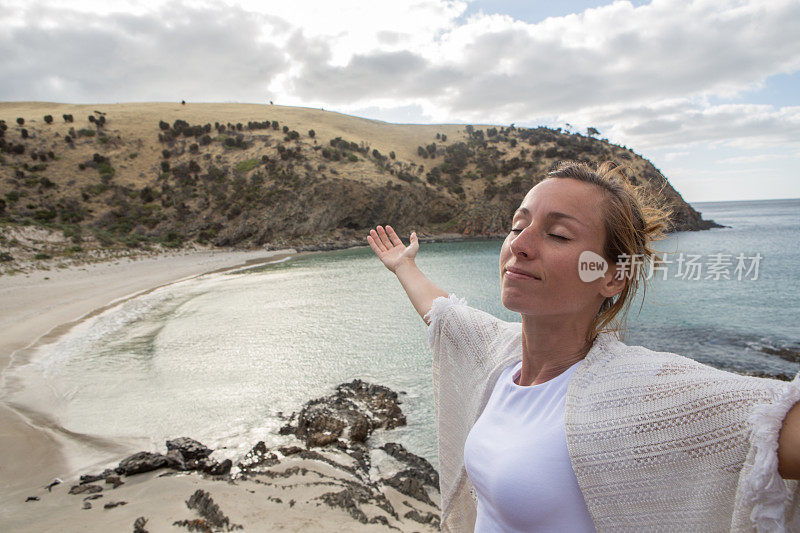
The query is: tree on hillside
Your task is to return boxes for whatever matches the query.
[587,127,600,137]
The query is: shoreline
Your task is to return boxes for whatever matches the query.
[0,245,443,531]
[0,246,306,505]
[0,232,473,507]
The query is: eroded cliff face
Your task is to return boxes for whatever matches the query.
[211,179,459,247]
[0,103,719,260]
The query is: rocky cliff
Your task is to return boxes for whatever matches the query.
[0,102,720,262]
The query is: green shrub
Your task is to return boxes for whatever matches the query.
[34,208,57,222]
[235,159,259,173]
[97,161,115,178]
[83,183,109,196]
[162,231,183,248]
[197,228,217,244]
[78,129,95,137]
[0,252,13,262]
[347,153,358,162]
[123,234,145,248]
[34,252,51,260]
[61,224,82,239]
[92,229,115,246]
[97,135,109,145]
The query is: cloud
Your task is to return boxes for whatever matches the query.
[591,101,800,149]
[1,0,798,154]
[0,1,289,102]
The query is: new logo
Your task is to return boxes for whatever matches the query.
[578,251,608,282]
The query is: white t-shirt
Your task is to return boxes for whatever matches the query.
[463,358,596,532]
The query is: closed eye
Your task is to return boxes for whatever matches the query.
[510,229,569,241]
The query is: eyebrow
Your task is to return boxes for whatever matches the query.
[513,207,585,226]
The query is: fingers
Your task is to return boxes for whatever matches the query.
[376,225,393,249]
[367,225,409,254]
[366,233,383,255]
[386,225,403,247]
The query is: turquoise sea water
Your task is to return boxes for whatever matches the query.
[6,198,799,471]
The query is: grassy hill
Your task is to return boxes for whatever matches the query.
[0,102,719,267]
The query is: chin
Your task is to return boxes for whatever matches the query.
[500,292,525,313]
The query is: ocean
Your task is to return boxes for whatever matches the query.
[4,198,799,472]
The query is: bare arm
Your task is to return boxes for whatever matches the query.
[366,225,448,324]
[778,401,800,479]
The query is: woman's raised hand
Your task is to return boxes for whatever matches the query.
[366,225,419,273]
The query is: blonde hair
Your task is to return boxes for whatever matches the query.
[545,161,674,344]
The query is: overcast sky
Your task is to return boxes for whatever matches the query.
[2,0,798,202]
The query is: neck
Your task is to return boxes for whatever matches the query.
[516,313,594,387]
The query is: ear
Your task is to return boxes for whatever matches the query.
[599,263,627,299]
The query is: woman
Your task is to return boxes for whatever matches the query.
[367,161,800,532]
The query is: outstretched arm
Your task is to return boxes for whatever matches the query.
[366,225,448,325]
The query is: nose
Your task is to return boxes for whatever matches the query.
[509,226,538,259]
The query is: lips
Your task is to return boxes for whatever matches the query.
[505,266,541,280]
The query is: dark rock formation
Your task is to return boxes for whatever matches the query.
[173,489,242,532]
[237,441,280,471]
[404,508,441,528]
[79,469,116,484]
[383,470,435,507]
[381,442,439,487]
[206,459,232,476]
[277,445,303,456]
[104,500,127,509]
[133,516,149,533]
[280,379,406,447]
[167,437,213,461]
[117,452,168,476]
[760,343,800,364]
[166,449,189,470]
[69,484,103,495]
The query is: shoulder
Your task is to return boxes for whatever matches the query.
[572,335,785,407]
[425,294,520,356]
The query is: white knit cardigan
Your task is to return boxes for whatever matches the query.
[425,294,800,532]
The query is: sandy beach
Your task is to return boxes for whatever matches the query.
[0,247,441,532]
